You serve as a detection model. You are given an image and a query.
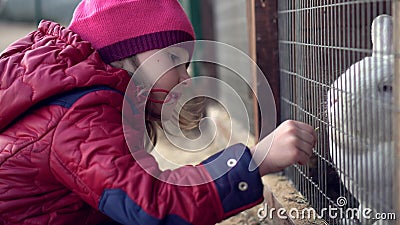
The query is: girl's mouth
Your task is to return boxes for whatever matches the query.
[148,88,181,104]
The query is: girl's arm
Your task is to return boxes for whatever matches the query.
[50,89,264,225]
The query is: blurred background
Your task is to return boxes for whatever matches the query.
[0,0,80,51]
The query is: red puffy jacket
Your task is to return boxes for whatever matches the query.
[0,21,263,225]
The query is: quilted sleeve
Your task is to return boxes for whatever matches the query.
[50,89,263,225]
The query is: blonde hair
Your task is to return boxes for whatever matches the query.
[146,96,205,149]
[111,56,206,151]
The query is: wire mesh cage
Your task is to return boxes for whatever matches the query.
[278,1,397,224]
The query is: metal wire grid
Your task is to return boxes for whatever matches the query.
[278,0,394,224]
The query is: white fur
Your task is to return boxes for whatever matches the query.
[327,15,394,225]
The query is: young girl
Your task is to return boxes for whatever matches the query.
[0,0,316,224]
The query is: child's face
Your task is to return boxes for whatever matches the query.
[135,47,191,118]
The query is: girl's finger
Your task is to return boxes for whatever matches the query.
[295,128,316,147]
[294,140,313,157]
[297,150,310,165]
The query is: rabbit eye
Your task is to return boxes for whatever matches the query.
[378,83,393,93]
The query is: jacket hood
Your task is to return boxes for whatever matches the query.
[0,21,131,131]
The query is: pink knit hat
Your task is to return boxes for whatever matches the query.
[69,0,195,64]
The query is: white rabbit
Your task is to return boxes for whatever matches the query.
[327,15,395,225]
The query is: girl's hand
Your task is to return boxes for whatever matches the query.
[250,120,317,176]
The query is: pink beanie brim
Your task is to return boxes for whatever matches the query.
[69,0,195,63]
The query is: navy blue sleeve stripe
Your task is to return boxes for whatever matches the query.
[201,143,263,214]
[42,85,140,115]
[99,189,192,225]
[44,86,120,108]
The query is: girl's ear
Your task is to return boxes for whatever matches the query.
[371,14,393,57]
[110,60,124,69]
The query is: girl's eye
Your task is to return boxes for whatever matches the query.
[169,53,180,63]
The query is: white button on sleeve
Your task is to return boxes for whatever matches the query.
[227,158,237,167]
[238,181,248,191]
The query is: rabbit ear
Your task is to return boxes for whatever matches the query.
[371,14,393,57]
